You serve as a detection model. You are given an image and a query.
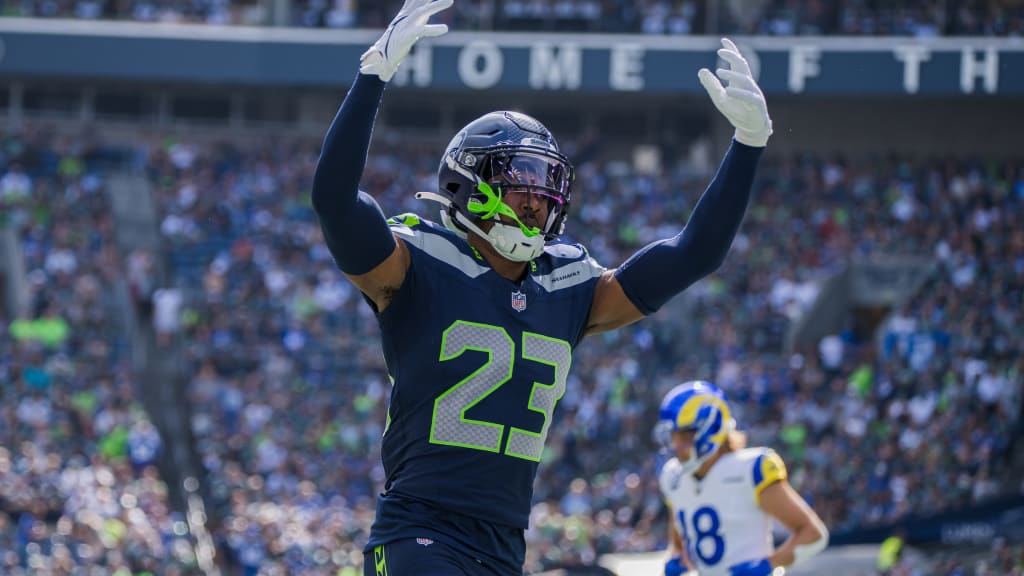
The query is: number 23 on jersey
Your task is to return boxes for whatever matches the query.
[429,320,572,462]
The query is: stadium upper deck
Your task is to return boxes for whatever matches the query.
[3,0,1023,35]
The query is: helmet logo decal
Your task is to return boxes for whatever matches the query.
[511,290,527,312]
[519,137,555,150]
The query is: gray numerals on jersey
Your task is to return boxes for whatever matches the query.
[429,321,571,462]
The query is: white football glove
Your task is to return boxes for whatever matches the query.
[360,0,454,82]
[698,38,773,148]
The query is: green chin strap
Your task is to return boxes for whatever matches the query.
[466,182,542,238]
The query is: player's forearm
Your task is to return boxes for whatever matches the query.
[312,73,385,214]
[769,519,828,568]
[673,140,761,276]
[311,73,396,275]
[613,141,762,314]
[667,542,686,561]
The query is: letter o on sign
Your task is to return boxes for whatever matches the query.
[458,41,504,90]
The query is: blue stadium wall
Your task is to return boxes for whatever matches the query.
[2,19,1023,94]
[1,18,1023,156]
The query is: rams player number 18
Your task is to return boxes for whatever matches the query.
[657,381,829,576]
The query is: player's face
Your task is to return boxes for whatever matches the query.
[491,154,567,231]
[670,429,697,461]
[502,187,550,230]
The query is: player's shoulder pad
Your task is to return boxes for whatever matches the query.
[387,213,458,244]
[658,457,685,496]
[387,213,489,277]
[534,240,606,293]
[543,240,588,260]
[752,448,787,501]
[388,212,441,232]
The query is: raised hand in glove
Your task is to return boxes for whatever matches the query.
[360,0,453,82]
[698,38,774,148]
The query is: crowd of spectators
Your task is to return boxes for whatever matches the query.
[0,127,198,575]
[136,127,1023,574]
[3,120,1022,575]
[5,0,1024,36]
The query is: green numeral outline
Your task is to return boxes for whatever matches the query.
[428,321,571,461]
[429,321,513,453]
[505,332,572,461]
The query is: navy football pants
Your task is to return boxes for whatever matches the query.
[364,538,512,576]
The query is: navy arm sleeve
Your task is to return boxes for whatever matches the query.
[613,141,763,315]
[311,73,397,276]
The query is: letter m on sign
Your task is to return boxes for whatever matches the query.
[529,43,582,90]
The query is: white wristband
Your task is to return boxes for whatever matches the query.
[793,523,829,565]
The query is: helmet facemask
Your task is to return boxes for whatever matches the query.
[473,148,572,239]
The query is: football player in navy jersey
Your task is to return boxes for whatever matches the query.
[310,1,774,574]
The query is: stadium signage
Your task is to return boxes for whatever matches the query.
[940,522,997,544]
[395,40,1016,96]
[0,20,1022,95]
[831,495,1024,545]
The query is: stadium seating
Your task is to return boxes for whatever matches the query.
[0,127,198,575]
[3,119,1021,574]
[3,0,1023,35]
[138,133,1022,574]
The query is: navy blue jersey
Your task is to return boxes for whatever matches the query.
[366,213,604,568]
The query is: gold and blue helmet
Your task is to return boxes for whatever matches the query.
[655,380,735,474]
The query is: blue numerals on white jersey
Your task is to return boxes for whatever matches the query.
[678,506,725,566]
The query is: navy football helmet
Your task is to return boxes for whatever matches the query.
[416,111,575,261]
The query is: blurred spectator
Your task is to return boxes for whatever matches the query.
[878,526,905,575]
[152,286,183,346]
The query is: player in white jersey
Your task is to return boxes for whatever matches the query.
[655,381,828,576]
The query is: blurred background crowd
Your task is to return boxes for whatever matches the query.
[2,117,1022,574]
[3,0,1024,36]
[0,128,198,575]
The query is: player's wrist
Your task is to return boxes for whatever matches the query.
[733,125,771,148]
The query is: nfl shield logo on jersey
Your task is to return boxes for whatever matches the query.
[511,290,527,312]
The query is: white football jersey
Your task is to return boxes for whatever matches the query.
[658,447,787,576]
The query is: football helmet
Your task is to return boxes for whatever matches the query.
[416,111,574,262]
[655,380,735,475]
